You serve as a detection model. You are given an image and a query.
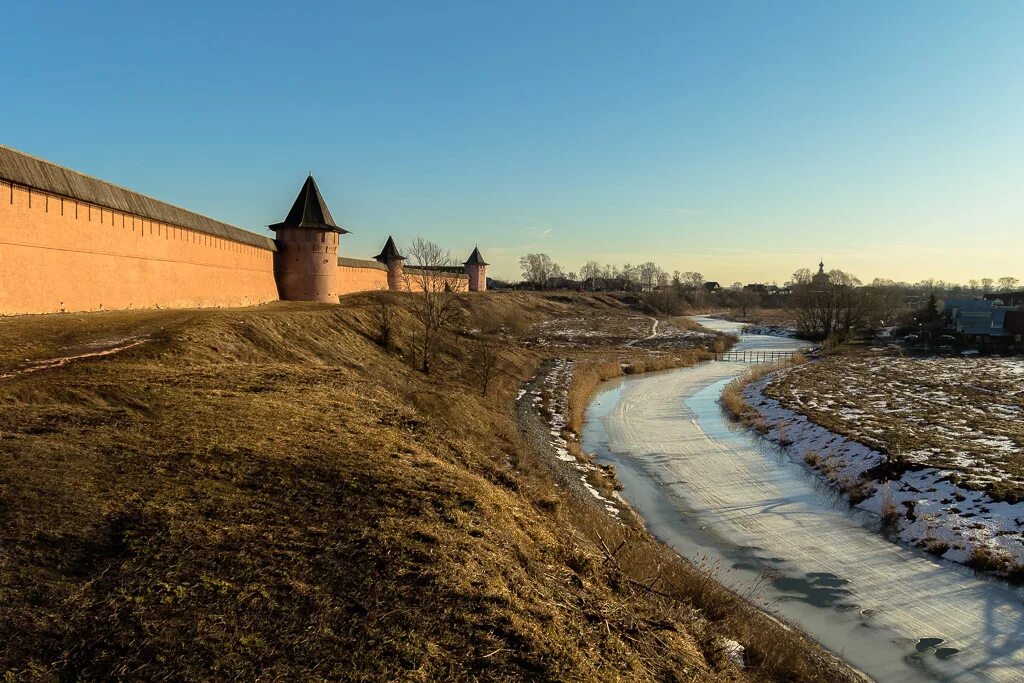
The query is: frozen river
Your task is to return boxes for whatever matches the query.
[582,316,1024,682]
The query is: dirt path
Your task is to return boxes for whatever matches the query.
[624,316,658,347]
[0,337,151,381]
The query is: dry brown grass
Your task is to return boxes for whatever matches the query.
[0,295,856,682]
[571,505,858,681]
[880,481,901,526]
[720,356,805,428]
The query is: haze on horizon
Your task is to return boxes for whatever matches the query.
[2,1,1021,286]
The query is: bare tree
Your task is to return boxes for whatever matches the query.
[470,339,500,396]
[867,279,905,323]
[519,253,562,289]
[680,271,705,290]
[638,261,659,291]
[998,276,1019,292]
[734,289,761,317]
[580,260,601,291]
[404,237,465,373]
[791,270,873,342]
[981,278,994,295]
[369,289,399,351]
[788,268,812,287]
[620,263,638,291]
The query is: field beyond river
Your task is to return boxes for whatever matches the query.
[754,352,1024,580]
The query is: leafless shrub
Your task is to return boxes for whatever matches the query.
[777,421,793,446]
[967,545,1012,573]
[920,537,950,556]
[880,481,900,526]
[369,289,399,351]
[470,339,499,396]
[404,237,466,373]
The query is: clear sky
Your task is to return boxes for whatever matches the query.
[2,1,1021,284]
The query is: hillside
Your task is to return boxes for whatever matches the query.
[0,293,856,681]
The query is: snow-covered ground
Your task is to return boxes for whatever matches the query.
[740,324,796,339]
[530,358,621,517]
[531,315,720,351]
[764,356,1024,496]
[627,318,720,350]
[745,365,1024,578]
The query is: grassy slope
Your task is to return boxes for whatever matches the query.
[0,295,849,681]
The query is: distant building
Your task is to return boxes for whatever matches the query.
[703,281,721,292]
[1005,311,1024,343]
[942,299,1013,342]
[811,260,830,290]
[984,291,1024,307]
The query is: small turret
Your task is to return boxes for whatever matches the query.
[269,175,348,302]
[464,246,488,292]
[374,236,405,291]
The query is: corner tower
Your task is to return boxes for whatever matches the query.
[373,236,405,291]
[270,175,349,302]
[464,246,488,292]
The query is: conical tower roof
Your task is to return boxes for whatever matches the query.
[464,246,488,266]
[374,236,405,263]
[269,175,349,233]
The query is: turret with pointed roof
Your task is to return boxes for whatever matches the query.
[374,236,406,291]
[464,246,488,267]
[271,175,347,302]
[373,236,405,264]
[463,246,488,292]
[269,175,349,234]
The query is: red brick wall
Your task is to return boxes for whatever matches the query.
[0,181,279,315]
[338,263,390,294]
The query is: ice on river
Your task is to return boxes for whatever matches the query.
[598,360,1024,682]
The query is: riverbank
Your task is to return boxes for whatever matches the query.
[518,354,863,682]
[738,356,1024,584]
[582,317,1024,682]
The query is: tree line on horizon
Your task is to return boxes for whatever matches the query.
[513,252,1022,343]
[515,252,1021,298]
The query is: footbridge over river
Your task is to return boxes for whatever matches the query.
[712,349,800,364]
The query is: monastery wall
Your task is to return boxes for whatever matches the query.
[337,258,390,294]
[0,180,279,315]
[0,146,487,316]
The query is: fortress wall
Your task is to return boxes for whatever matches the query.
[398,270,470,294]
[337,259,390,294]
[0,181,279,315]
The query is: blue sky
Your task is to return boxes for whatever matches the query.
[2,1,1021,283]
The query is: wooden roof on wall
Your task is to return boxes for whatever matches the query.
[0,145,277,251]
[338,257,387,271]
